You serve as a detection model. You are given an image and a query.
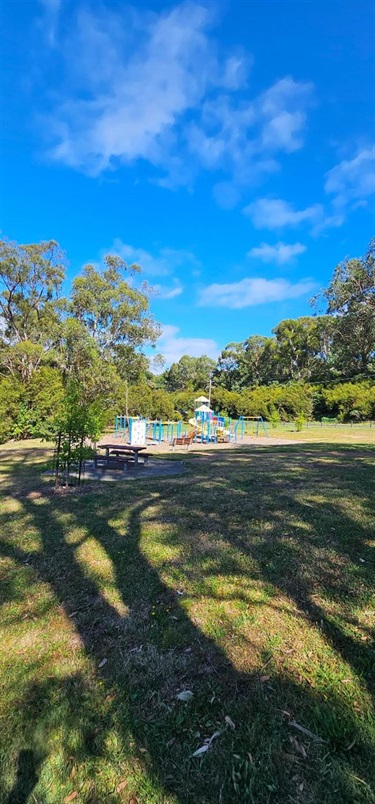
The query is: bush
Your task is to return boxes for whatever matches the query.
[236,383,313,421]
[268,407,280,428]
[321,382,375,421]
[0,377,24,443]
[211,388,242,418]
[127,385,177,420]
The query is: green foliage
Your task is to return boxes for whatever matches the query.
[11,404,40,440]
[268,407,280,428]
[52,381,106,486]
[0,340,47,384]
[295,415,304,431]
[162,354,216,392]
[6,368,65,442]
[27,367,65,434]
[211,387,242,418]
[0,238,66,381]
[70,256,160,357]
[0,376,24,443]
[320,382,375,422]
[127,384,177,420]
[314,237,375,377]
[0,235,374,443]
[235,384,313,421]
[215,336,278,389]
[0,237,162,443]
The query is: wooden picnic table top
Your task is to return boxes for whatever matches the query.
[98,443,147,452]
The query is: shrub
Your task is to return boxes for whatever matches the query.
[268,407,280,428]
[0,377,24,443]
[321,382,375,421]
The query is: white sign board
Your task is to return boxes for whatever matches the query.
[130,420,147,446]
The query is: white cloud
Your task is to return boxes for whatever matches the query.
[244,197,343,235]
[38,0,61,46]
[325,147,375,208]
[243,148,373,235]
[154,284,184,299]
[186,77,313,195]
[198,276,315,309]
[39,3,314,198]
[111,239,198,277]
[259,77,314,153]
[244,197,322,229]
[157,324,219,365]
[46,3,227,174]
[248,241,306,264]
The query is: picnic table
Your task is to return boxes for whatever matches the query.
[95,443,148,469]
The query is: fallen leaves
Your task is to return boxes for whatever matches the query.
[116,781,128,793]
[64,793,78,803]
[289,735,307,758]
[192,744,209,757]
[192,729,222,757]
[289,720,325,743]
[98,658,107,668]
[176,690,193,702]
[225,716,236,729]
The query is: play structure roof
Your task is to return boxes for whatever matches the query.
[195,403,212,412]
[195,395,209,403]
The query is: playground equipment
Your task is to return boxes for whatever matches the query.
[243,416,269,437]
[193,398,246,444]
[115,416,183,444]
[113,411,268,446]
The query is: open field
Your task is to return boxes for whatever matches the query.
[249,422,375,446]
[0,438,374,803]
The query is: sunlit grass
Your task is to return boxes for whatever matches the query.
[0,439,374,803]
[248,421,375,444]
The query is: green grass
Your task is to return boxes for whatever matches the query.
[0,438,374,803]
[245,421,375,445]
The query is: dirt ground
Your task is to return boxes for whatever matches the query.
[97,434,302,453]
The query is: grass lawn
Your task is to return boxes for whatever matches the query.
[245,422,375,445]
[0,438,374,803]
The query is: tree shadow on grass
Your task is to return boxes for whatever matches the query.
[0,445,374,803]
[5,750,41,804]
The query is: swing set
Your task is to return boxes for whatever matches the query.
[242,416,269,437]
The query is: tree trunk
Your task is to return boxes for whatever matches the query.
[78,433,84,486]
[55,431,62,489]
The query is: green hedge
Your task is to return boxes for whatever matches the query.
[0,375,373,445]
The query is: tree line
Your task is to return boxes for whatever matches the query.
[0,236,374,444]
[161,239,375,391]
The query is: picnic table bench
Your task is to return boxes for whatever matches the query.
[172,436,193,449]
[94,443,149,470]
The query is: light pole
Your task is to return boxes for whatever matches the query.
[208,373,213,408]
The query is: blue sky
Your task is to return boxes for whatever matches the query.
[2,0,374,366]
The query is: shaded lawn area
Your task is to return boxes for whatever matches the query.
[0,441,374,803]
